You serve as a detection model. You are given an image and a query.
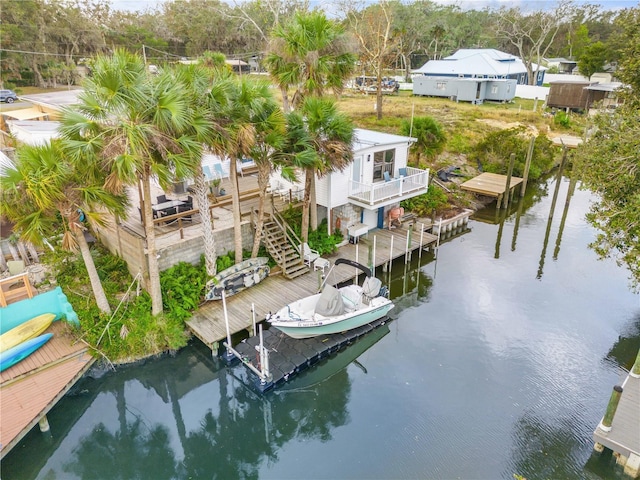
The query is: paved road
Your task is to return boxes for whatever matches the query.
[0,101,31,111]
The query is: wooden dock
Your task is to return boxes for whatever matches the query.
[461,172,523,202]
[593,373,640,477]
[0,321,94,458]
[185,225,437,351]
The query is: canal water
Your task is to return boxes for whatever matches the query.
[3,175,639,480]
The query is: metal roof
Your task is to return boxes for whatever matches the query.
[353,128,416,152]
[584,82,624,92]
[413,49,546,77]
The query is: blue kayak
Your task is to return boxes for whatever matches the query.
[0,333,53,372]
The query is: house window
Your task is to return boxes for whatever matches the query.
[436,82,446,90]
[373,149,395,181]
[491,85,499,94]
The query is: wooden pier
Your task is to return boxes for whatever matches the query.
[0,321,94,458]
[593,373,640,477]
[461,172,523,205]
[185,225,437,352]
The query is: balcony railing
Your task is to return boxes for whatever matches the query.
[349,167,429,206]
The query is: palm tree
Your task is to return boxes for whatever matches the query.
[247,96,287,258]
[265,11,356,237]
[289,97,355,243]
[0,141,127,315]
[60,50,197,316]
[219,76,286,264]
[173,63,232,277]
[265,10,357,113]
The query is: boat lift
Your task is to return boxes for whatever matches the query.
[221,291,273,387]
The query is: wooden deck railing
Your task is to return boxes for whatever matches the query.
[0,272,35,307]
[348,167,429,206]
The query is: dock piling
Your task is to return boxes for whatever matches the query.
[221,290,234,363]
[631,349,640,378]
[38,415,50,433]
[599,385,623,432]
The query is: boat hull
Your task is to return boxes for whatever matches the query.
[0,333,53,372]
[205,258,270,301]
[270,301,394,339]
[0,313,55,353]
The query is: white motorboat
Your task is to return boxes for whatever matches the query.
[266,259,394,339]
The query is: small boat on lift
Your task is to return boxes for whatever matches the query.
[266,258,394,339]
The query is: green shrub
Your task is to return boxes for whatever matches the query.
[160,261,207,322]
[401,184,449,217]
[554,111,571,128]
[470,127,556,180]
[400,116,447,160]
[280,206,342,255]
[44,244,193,362]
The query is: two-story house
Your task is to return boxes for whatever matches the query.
[271,128,430,238]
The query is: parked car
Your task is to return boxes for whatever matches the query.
[0,89,18,103]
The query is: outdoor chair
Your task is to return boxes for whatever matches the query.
[157,194,168,204]
[383,171,391,182]
[399,167,407,177]
[300,243,320,267]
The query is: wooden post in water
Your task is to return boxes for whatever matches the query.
[405,229,411,264]
[434,218,442,258]
[501,153,516,209]
[631,349,640,377]
[418,223,425,262]
[373,236,377,273]
[548,146,569,221]
[39,415,50,433]
[222,290,234,362]
[251,303,256,337]
[388,235,394,271]
[355,243,359,283]
[521,137,535,197]
[599,385,623,432]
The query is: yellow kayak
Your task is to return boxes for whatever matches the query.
[0,313,56,353]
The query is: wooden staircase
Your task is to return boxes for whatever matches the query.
[258,211,308,280]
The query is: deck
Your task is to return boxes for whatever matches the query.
[185,225,437,350]
[593,374,640,470]
[0,321,94,458]
[460,172,524,198]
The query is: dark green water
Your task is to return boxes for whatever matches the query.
[3,176,639,480]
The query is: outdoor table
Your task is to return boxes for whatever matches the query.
[152,200,186,217]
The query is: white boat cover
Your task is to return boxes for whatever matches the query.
[314,285,344,316]
[363,277,382,298]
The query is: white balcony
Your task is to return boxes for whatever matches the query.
[348,167,430,209]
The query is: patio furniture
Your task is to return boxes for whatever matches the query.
[300,243,320,267]
[157,194,168,204]
[313,257,330,273]
[348,223,369,243]
[152,199,186,221]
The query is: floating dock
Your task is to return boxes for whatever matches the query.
[230,316,390,393]
[0,286,92,459]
